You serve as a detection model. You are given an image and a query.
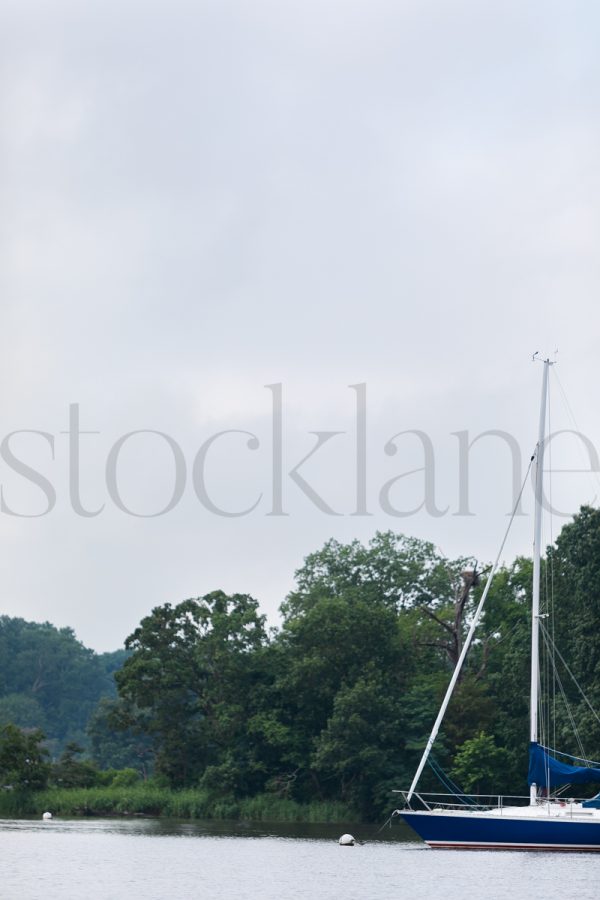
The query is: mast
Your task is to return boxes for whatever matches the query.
[404,360,549,807]
[530,358,550,805]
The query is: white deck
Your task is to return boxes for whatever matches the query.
[410,802,600,823]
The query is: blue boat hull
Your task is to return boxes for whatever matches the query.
[400,811,600,851]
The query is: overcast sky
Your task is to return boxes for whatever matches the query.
[1,0,600,651]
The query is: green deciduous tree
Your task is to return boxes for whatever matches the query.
[546,506,600,758]
[312,667,407,818]
[0,724,50,792]
[50,741,101,788]
[286,531,468,615]
[115,591,268,788]
[87,698,153,776]
[450,731,512,795]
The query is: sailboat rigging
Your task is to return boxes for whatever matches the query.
[398,359,600,851]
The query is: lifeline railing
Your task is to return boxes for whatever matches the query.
[394,790,595,814]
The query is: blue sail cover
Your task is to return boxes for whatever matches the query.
[528,742,600,788]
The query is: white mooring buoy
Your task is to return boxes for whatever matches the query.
[42,811,53,820]
[338,833,355,846]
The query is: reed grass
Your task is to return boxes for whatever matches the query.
[0,786,357,823]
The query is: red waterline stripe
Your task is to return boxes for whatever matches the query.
[426,841,600,852]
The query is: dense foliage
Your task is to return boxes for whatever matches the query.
[0,618,125,755]
[105,512,600,818]
[3,508,600,822]
[0,724,50,792]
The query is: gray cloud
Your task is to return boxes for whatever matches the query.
[1,0,599,649]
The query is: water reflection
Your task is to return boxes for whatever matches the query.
[1,815,417,843]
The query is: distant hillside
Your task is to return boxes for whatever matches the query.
[0,616,127,757]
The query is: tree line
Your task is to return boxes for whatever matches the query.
[2,506,600,820]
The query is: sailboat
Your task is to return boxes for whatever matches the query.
[398,357,600,851]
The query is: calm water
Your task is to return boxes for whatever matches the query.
[1,816,598,900]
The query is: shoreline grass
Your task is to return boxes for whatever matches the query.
[0,787,358,824]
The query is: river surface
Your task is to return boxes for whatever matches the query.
[1,816,598,900]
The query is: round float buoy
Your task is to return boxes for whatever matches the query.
[338,833,355,846]
[42,811,53,820]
